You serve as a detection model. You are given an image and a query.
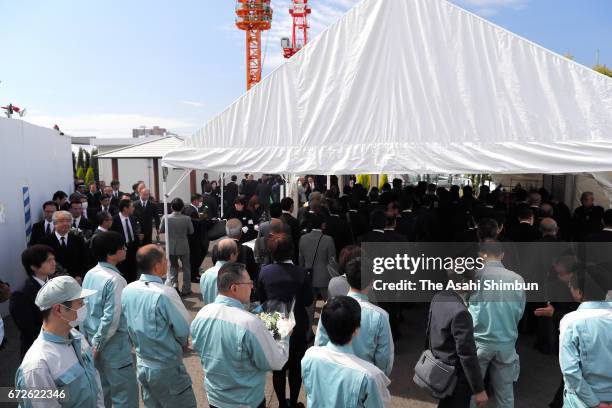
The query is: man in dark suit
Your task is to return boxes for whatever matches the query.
[572,192,604,242]
[86,182,101,208]
[52,190,70,211]
[9,245,56,357]
[509,206,539,242]
[356,210,388,244]
[225,218,258,284]
[202,184,219,219]
[242,174,258,201]
[110,179,124,202]
[111,199,141,283]
[280,197,300,263]
[133,188,160,245]
[183,194,209,282]
[39,211,90,280]
[347,197,370,242]
[97,194,118,219]
[29,201,58,246]
[69,199,94,234]
[224,175,239,215]
[255,175,272,216]
[429,285,488,407]
[200,173,210,195]
[584,208,612,242]
[324,199,353,257]
[304,176,321,200]
[383,215,407,242]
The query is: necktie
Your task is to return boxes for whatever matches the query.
[72,220,77,228]
[125,219,133,243]
[45,223,51,234]
[60,236,66,248]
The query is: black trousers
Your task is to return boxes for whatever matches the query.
[438,369,472,408]
[210,400,265,408]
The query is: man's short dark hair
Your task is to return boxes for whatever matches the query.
[21,245,55,277]
[52,191,67,201]
[191,194,202,203]
[132,183,139,192]
[111,180,120,188]
[517,205,534,221]
[136,245,165,274]
[280,197,293,211]
[384,215,396,229]
[231,175,237,182]
[217,262,247,292]
[477,218,499,241]
[370,209,386,230]
[268,233,294,262]
[321,296,361,346]
[70,200,82,209]
[100,194,111,203]
[92,231,125,262]
[171,198,184,212]
[344,257,363,290]
[119,199,132,213]
[308,213,324,230]
[269,203,282,218]
[43,201,58,211]
[97,211,112,225]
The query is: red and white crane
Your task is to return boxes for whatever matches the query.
[281,0,311,59]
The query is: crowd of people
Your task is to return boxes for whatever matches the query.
[3,174,612,408]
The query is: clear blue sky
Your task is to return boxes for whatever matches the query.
[1,0,610,137]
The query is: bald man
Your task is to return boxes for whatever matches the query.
[200,239,238,305]
[122,245,196,407]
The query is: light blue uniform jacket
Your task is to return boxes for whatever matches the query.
[315,291,394,376]
[191,295,289,408]
[468,260,526,347]
[559,301,612,407]
[199,261,227,305]
[301,343,391,407]
[121,274,192,369]
[15,329,104,407]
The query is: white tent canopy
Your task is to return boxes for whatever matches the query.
[162,0,612,174]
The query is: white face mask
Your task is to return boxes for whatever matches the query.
[82,202,88,210]
[61,304,88,328]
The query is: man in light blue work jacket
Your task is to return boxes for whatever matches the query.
[315,257,394,376]
[200,238,237,304]
[15,275,104,407]
[559,269,612,408]
[191,262,289,408]
[82,231,138,408]
[122,244,197,407]
[302,296,391,407]
[468,240,525,408]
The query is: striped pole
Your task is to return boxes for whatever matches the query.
[22,186,32,245]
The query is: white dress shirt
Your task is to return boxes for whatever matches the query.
[119,213,134,243]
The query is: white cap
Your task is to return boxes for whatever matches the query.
[35,276,96,311]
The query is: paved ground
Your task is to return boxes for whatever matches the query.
[1,249,561,407]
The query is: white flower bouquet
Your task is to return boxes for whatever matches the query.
[250,300,296,340]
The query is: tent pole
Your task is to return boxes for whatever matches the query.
[162,168,170,272]
[220,173,225,218]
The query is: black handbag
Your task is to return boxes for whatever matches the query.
[413,309,458,399]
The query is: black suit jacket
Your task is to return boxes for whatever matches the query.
[324,214,353,256]
[224,182,239,208]
[233,239,258,283]
[110,215,141,246]
[509,222,539,242]
[74,217,94,232]
[39,233,90,278]
[9,276,43,357]
[202,194,219,219]
[86,191,101,208]
[29,220,52,246]
[133,200,160,240]
[429,291,484,394]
